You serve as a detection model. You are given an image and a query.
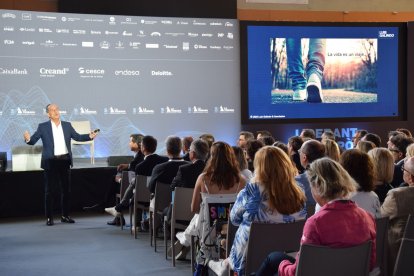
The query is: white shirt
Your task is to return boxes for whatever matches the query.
[51,120,68,156]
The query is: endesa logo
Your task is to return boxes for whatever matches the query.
[114,69,140,76]
[40,67,69,77]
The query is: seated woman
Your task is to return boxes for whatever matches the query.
[256,157,376,276]
[210,146,307,276]
[368,148,395,203]
[340,149,381,218]
[179,141,245,275]
[232,146,253,182]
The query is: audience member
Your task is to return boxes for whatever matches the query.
[356,140,376,153]
[321,130,335,143]
[368,148,394,203]
[352,129,368,148]
[295,140,325,207]
[406,143,414,158]
[299,128,316,140]
[148,136,189,194]
[273,141,289,155]
[288,136,304,174]
[237,131,254,150]
[340,149,380,218]
[170,139,209,190]
[256,158,376,276]
[256,130,272,140]
[258,135,275,146]
[106,134,144,226]
[246,139,264,171]
[381,156,414,275]
[190,141,246,275]
[361,133,382,148]
[181,136,193,161]
[323,139,340,162]
[225,146,306,276]
[199,133,215,149]
[396,128,412,137]
[104,135,168,220]
[388,134,414,187]
[232,146,253,182]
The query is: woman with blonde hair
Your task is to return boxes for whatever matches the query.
[356,140,376,153]
[218,146,307,276]
[256,158,376,276]
[368,148,394,203]
[323,139,341,162]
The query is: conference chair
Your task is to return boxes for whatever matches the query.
[393,238,414,276]
[295,240,372,276]
[149,182,171,252]
[129,175,151,238]
[402,214,414,239]
[70,120,94,164]
[116,171,134,230]
[191,193,236,274]
[244,220,306,276]
[164,187,194,266]
[374,216,389,276]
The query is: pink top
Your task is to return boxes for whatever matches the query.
[279,200,376,276]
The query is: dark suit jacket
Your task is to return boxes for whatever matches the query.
[170,159,205,190]
[182,152,191,162]
[148,159,189,193]
[26,120,91,169]
[135,154,169,177]
[129,151,144,171]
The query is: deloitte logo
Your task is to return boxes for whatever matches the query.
[78,67,105,78]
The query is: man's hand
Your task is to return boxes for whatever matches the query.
[23,131,30,142]
[117,163,128,171]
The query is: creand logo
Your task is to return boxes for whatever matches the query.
[0,68,28,75]
[40,67,69,77]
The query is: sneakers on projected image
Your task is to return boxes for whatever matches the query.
[292,89,307,101]
[306,73,324,103]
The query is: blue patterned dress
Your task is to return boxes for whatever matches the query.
[228,182,307,275]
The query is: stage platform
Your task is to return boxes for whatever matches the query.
[0,157,124,218]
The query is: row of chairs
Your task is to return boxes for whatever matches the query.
[115,172,414,276]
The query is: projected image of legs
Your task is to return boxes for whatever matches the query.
[270,38,378,104]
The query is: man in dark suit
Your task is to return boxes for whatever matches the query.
[181,136,193,162]
[106,134,144,226]
[148,136,189,194]
[24,104,97,226]
[171,139,209,190]
[105,135,168,218]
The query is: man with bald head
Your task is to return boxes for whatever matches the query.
[381,156,414,274]
[295,139,326,207]
[24,103,98,226]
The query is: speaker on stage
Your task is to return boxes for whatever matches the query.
[0,152,7,172]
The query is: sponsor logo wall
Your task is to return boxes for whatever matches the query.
[0,10,240,158]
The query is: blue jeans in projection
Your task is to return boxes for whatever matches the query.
[286,38,326,91]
